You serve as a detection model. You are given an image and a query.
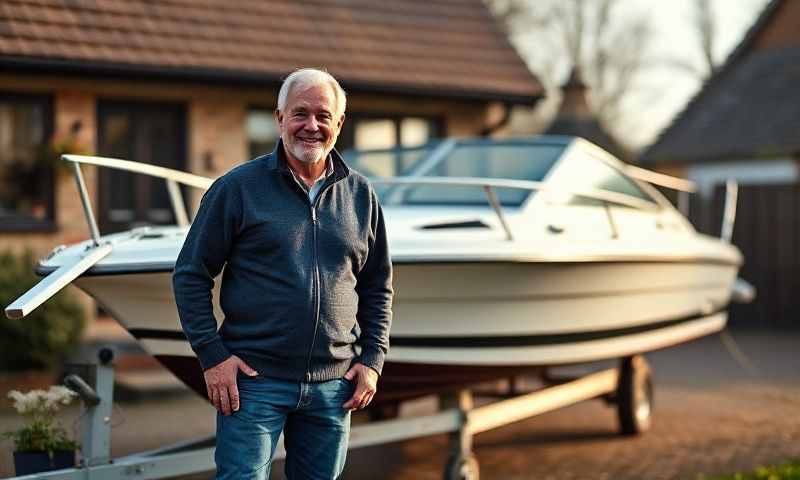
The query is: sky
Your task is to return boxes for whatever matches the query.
[506,0,772,150]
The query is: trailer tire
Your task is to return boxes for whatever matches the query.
[617,355,653,435]
[444,454,479,480]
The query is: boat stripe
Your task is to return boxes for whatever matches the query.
[37,257,740,277]
[128,306,727,348]
[390,307,727,347]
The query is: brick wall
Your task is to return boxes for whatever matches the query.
[752,0,800,51]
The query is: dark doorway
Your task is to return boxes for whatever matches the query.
[97,101,187,233]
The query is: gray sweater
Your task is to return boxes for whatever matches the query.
[172,142,393,381]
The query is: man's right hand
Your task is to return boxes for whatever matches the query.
[203,355,258,416]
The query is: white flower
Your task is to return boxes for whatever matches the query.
[43,386,76,410]
[7,386,77,414]
[49,386,77,405]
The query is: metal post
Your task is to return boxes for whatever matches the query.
[441,390,478,479]
[720,179,738,243]
[604,201,619,239]
[71,160,101,246]
[678,190,690,216]
[482,186,513,241]
[80,353,114,467]
[166,179,189,227]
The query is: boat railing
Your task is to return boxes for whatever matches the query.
[61,154,713,245]
[369,176,660,241]
[63,154,214,246]
[623,164,696,216]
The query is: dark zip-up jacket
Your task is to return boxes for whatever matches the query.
[172,141,393,381]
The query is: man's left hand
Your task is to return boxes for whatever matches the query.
[342,363,378,410]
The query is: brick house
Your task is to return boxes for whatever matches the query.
[0,0,542,261]
[639,0,800,328]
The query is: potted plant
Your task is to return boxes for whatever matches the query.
[45,125,92,179]
[3,386,79,475]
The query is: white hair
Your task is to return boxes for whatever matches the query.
[277,68,347,118]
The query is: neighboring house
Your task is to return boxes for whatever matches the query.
[640,0,800,329]
[0,0,543,260]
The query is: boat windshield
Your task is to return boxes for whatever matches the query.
[343,140,566,206]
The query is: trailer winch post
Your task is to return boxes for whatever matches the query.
[82,348,114,467]
[63,348,115,468]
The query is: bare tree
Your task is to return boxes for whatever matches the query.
[484,0,653,132]
[485,0,533,34]
[659,0,719,79]
[696,0,717,76]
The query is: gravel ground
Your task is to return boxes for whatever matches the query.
[1,330,797,479]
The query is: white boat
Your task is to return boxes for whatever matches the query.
[5,136,749,403]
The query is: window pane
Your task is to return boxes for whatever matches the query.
[355,119,396,150]
[0,98,51,224]
[401,143,565,206]
[400,118,430,147]
[548,154,655,207]
[248,109,278,158]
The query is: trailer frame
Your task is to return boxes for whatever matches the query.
[7,349,652,480]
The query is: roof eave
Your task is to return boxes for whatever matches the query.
[0,55,542,106]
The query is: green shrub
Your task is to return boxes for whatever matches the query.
[0,250,85,371]
[697,461,800,480]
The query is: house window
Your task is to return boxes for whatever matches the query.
[344,115,440,151]
[336,114,442,177]
[247,107,279,159]
[0,93,54,231]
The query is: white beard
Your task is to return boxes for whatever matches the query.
[288,139,326,165]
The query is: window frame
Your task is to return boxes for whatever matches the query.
[337,112,445,152]
[0,92,56,233]
[247,104,280,160]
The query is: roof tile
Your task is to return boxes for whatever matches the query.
[0,0,541,102]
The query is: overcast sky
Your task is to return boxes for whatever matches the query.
[507,0,771,150]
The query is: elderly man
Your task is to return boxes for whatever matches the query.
[173,68,393,479]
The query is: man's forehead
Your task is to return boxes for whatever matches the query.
[287,84,336,106]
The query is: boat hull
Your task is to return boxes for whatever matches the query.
[74,258,735,403]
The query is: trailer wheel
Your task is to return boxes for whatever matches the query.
[444,454,479,480]
[617,355,653,435]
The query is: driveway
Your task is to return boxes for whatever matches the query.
[0,331,797,479]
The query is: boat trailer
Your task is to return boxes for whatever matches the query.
[7,349,653,480]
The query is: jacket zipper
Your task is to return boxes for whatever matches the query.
[288,173,339,382]
[303,203,319,382]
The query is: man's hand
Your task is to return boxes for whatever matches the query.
[204,355,258,416]
[342,363,379,411]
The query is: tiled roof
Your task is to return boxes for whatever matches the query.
[642,47,800,164]
[639,0,800,164]
[0,0,543,103]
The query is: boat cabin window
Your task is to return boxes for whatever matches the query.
[548,154,657,209]
[347,142,565,207]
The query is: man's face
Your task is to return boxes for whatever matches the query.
[275,83,344,165]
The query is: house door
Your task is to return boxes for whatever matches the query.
[97,101,186,233]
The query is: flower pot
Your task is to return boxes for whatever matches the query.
[13,450,75,475]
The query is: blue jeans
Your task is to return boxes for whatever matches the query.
[215,375,355,479]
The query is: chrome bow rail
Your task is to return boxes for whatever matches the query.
[64,154,214,246]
